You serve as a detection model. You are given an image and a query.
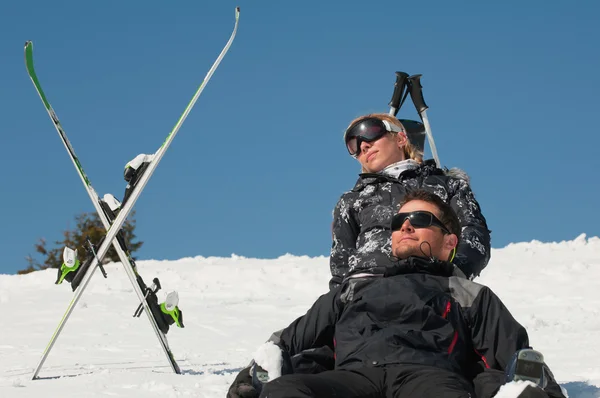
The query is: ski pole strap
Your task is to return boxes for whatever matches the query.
[407,74,429,114]
[388,71,410,117]
[86,238,107,278]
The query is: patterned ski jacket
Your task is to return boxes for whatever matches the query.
[330,160,490,289]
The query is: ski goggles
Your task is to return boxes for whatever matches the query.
[391,211,451,234]
[343,117,404,157]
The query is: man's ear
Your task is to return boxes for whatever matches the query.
[444,233,458,251]
[444,234,459,262]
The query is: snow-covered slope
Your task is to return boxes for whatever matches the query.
[1,235,599,397]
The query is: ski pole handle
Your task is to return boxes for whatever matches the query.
[388,72,410,116]
[407,74,442,167]
[408,74,429,114]
[152,277,161,291]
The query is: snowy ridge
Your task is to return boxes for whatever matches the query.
[1,235,599,397]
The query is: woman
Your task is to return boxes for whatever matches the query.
[330,113,490,288]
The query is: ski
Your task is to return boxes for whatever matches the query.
[24,42,181,376]
[26,6,240,379]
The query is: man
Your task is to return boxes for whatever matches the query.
[228,190,564,398]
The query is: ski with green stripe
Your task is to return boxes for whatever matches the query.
[25,6,240,379]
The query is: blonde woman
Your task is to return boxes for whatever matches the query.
[330,113,490,288]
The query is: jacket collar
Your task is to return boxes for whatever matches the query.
[347,256,456,279]
[385,256,456,277]
[351,159,443,192]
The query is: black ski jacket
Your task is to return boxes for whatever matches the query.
[278,257,525,379]
[330,160,490,288]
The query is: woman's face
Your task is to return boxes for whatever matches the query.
[357,132,406,173]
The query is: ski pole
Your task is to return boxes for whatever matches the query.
[407,74,441,168]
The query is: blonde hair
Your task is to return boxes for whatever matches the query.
[346,113,424,164]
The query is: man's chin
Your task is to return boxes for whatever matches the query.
[393,247,420,259]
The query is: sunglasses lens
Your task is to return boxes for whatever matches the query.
[391,211,451,234]
[410,212,433,228]
[391,211,434,231]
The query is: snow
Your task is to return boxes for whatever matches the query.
[495,381,538,398]
[1,235,600,397]
[253,342,284,380]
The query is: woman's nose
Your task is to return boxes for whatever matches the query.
[360,140,372,153]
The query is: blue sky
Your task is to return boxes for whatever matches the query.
[1,1,599,275]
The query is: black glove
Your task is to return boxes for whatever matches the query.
[227,366,259,398]
[473,369,505,398]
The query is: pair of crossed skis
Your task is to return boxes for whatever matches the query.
[24,7,241,379]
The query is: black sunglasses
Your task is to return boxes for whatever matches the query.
[391,211,451,234]
[343,117,403,157]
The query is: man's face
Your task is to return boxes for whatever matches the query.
[391,199,450,260]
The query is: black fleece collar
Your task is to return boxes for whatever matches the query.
[385,256,456,277]
[349,256,455,279]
